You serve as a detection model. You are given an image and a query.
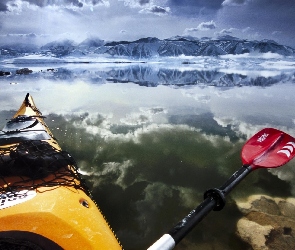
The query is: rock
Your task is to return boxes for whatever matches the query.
[251,196,281,215]
[276,198,295,219]
[236,195,295,249]
[16,68,33,75]
[0,71,11,76]
[237,218,273,250]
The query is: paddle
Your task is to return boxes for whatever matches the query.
[147,128,295,250]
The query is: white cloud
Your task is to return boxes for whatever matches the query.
[6,0,23,12]
[197,20,217,31]
[120,107,166,125]
[222,0,248,6]
[119,0,150,8]
[214,27,240,38]
[91,160,133,188]
[242,27,253,33]
[272,30,282,36]
[219,29,232,35]
[119,0,170,15]
[216,27,238,35]
[139,5,170,15]
[184,27,199,34]
[185,20,217,34]
[120,113,150,126]
[181,90,211,104]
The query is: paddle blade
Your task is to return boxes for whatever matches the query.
[242,128,295,169]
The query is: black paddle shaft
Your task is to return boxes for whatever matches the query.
[168,165,252,246]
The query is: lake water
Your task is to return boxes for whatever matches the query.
[0,59,295,249]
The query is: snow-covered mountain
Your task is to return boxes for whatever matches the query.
[0,35,294,58]
[40,39,77,57]
[105,37,161,58]
[102,35,295,58]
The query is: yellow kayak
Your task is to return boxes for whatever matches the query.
[0,94,122,250]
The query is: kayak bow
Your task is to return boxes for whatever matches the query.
[0,94,122,250]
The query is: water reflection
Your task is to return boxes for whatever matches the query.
[2,63,295,87]
[0,62,295,249]
[44,113,250,249]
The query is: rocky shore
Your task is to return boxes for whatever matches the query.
[236,195,295,249]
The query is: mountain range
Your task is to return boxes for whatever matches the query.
[0,35,294,59]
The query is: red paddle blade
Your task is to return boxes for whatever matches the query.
[241,128,295,169]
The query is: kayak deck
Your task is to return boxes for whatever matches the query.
[0,94,122,250]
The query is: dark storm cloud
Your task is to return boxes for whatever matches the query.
[0,0,107,11]
[221,0,295,25]
[148,5,168,14]
[167,0,224,16]
[169,0,223,10]
[0,0,10,11]
[246,0,295,9]
[138,0,150,5]
[218,0,295,47]
[0,3,8,12]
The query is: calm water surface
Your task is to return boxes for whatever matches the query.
[0,62,295,249]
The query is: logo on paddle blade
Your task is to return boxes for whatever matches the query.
[277,142,295,158]
[257,133,269,143]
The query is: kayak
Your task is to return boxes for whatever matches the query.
[0,94,122,250]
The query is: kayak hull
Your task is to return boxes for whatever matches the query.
[0,186,119,250]
[0,94,121,249]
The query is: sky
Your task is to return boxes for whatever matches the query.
[0,0,295,48]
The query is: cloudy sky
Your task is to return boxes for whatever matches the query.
[0,0,295,47]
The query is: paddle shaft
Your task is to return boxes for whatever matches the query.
[147,165,253,250]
